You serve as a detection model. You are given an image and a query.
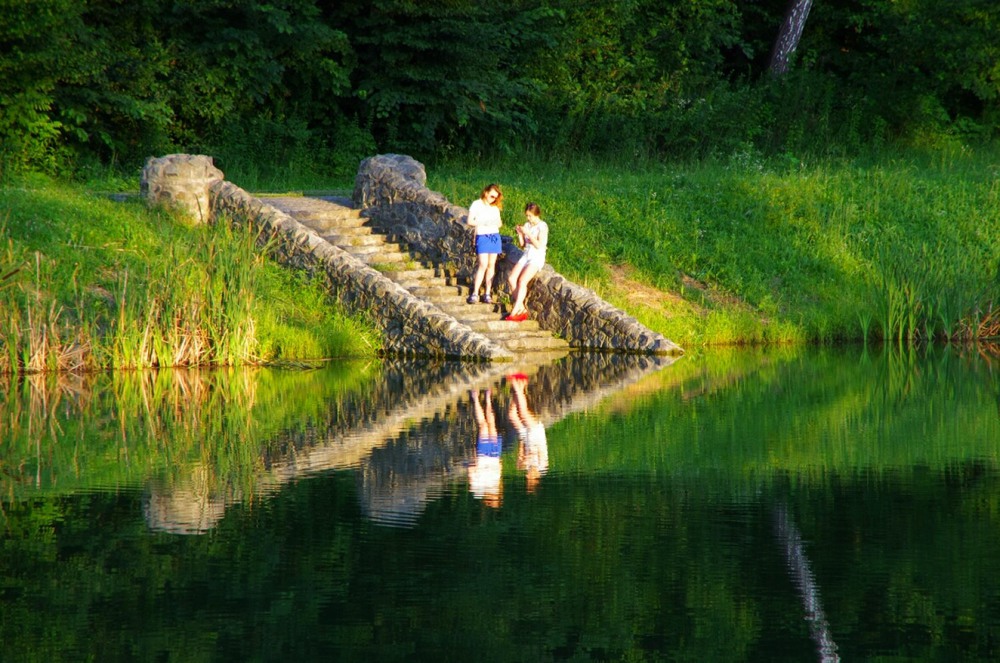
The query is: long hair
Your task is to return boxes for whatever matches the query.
[481,183,503,210]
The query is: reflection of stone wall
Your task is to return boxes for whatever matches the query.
[358,403,478,526]
[143,465,229,534]
[259,353,675,525]
[354,154,682,355]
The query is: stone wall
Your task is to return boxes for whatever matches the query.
[353,154,477,279]
[209,180,512,361]
[140,154,223,224]
[354,154,683,355]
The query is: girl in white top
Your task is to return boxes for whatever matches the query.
[506,202,548,321]
[466,183,503,304]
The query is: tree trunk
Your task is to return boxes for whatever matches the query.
[768,0,814,75]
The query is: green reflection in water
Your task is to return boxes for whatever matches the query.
[551,345,1000,480]
[0,346,998,662]
[0,361,381,501]
[1,346,998,515]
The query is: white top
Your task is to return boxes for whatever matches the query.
[468,199,502,236]
[521,219,548,261]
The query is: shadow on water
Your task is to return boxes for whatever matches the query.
[0,352,679,531]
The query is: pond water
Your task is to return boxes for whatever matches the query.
[1,346,999,662]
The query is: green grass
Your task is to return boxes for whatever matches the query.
[0,173,379,374]
[6,143,997,363]
[428,145,1000,346]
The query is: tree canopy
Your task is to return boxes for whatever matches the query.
[2,0,998,174]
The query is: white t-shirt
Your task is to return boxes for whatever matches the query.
[468,199,502,235]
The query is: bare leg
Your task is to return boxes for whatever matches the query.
[471,253,489,298]
[510,262,541,315]
[507,260,525,299]
[483,254,498,298]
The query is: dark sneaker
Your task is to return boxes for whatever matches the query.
[481,294,493,304]
[467,295,478,304]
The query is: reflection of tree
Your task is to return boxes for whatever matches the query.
[774,503,840,663]
[0,363,379,525]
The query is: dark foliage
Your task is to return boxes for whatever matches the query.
[1,0,998,175]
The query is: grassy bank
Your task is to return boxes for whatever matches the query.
[430,147,999,346]
[6,144,995,371]
[0,173,379,374]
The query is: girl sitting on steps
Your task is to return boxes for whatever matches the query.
[505,202,548,322]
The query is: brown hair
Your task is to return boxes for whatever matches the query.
[481,183,503,209]
[524,202,541,217]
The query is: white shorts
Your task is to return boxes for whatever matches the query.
[517,248,546,270]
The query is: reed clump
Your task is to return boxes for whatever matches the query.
[0,176,378,375]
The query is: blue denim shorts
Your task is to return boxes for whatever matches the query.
[475,233,502,254]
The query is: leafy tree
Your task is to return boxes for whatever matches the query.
[783,0,1000,141]
[525,0,746,154]
[323,0,557,155]
[54,0,175,165]
[0,0,85,172]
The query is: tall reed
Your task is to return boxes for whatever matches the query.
[102,217,265,369]
[865,232,996,345]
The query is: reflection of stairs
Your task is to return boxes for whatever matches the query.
[259,196,569,354]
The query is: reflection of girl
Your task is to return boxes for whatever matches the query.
[508,375,548,493]
[469,389,502,507]
[467,184,503,305]
[506,202,548,322]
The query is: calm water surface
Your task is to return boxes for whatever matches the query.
[1,346,999,662]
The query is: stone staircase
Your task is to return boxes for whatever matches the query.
[258,195,569,354]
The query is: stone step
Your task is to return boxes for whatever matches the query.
[468,319,542,333]
[435,301,507,317]
[341,251,413,267]
[260,197,362,220]
[393,276,462,289]
[381,267,459,282]
[408,284,465,299]
[300,215,368,232]
[450,310,507,323]
[321,225,377,239]
[493,334,569,352]
[337,243,409,259]
[321,233,386,248]
[263,199,358,216]
[293,206,361,218]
